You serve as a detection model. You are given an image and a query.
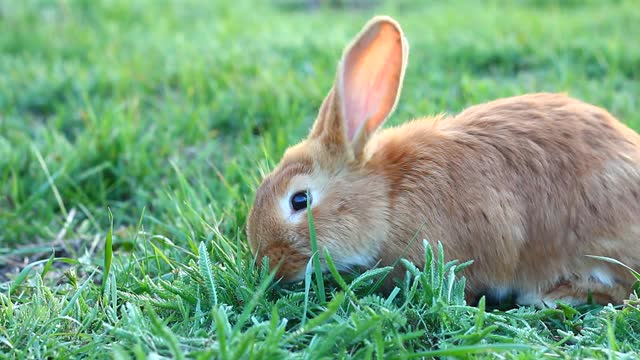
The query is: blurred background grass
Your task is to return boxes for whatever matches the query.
[1,0,638,248]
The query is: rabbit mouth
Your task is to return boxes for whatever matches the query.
[281,268,307,283]
[333,252,377,270]
[255,239,310,280]
[273,263,308,283]
[277,253,375,283]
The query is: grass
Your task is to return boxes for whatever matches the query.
[1,0,640,358]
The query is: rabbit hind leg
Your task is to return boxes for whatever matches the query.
[516,272,632,308]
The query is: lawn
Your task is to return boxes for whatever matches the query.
[1,0,640,358]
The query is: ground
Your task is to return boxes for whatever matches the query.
[1,0,640,358]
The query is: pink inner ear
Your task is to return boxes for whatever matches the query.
[342,22,404,141]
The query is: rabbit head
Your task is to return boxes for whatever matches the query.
[246,16,408,281]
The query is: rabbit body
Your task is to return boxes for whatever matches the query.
[367,93,640,305]
[246,16,640,306]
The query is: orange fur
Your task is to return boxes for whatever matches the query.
[246,16,640,307]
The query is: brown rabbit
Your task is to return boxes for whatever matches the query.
[246,15,640,307]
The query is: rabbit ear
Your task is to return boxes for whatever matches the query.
[310,16,408,159]
[339,16,408,142]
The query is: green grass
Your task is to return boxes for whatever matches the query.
[1,0,640,358]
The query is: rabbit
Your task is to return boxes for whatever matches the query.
[245,15,640,307]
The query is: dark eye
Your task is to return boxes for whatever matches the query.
[290,190,310,211]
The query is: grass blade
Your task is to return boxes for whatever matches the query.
[9,257,79,294]
[101,209,114,297]
[198,241,218,306]
[61,270,96,317]
[402,344,533,358]
[586,255,640,281]
[306,194,326,304]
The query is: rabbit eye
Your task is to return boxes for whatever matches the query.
[290,191,310,211]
